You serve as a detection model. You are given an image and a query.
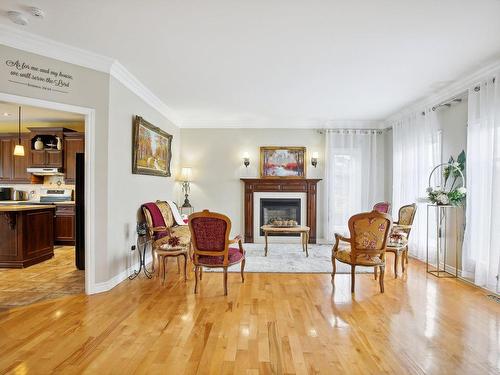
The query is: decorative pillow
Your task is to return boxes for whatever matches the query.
[156,201,175,228]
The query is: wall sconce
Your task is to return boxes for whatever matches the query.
[180,167,193,209]
[311,152,319,168]
[242,152,250,168]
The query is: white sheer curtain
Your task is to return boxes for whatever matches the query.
[324,129,385,241]
[462,73,500,292]
[392,109,441,260]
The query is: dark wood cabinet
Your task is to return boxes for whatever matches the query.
[30,150,46,167]
[46,150,63,167]
[54,205,75,245]
[63,134,85,184]
[0,136,32,184]
[0,206,55,268]
[29,149,62,168]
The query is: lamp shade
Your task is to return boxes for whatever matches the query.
[180,167,192,181]
[312,152,319,159]
[13,144,25,156]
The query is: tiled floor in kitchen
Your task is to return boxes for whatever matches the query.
[0,246,84,311]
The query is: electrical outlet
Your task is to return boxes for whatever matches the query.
[131,245,136,251]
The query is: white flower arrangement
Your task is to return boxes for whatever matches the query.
[426,151,466,206]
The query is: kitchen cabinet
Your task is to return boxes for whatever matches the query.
[0,205,55,268]
[63,133,85,184]
[29,149,63,168]
[0,136,32,183]
[54,204,75,245]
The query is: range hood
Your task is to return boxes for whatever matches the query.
[26,167,64,176]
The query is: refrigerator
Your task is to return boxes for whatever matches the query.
[75,152,85,270]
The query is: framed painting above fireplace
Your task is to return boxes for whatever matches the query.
[260,146,306,178]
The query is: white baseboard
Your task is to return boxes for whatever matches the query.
[88,253,153,294]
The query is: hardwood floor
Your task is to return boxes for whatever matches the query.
[0,258,498,374]
[0,246,84,311]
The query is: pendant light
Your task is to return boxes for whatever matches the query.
[13,106,25,156]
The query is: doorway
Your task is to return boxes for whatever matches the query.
[0,92,96,309]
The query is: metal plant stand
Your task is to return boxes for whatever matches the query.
[426,204,461,278]
[129,234,153,280]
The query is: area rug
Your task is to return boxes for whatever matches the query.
[204,243,373,274]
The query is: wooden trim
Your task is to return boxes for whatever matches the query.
[241,178,321,244]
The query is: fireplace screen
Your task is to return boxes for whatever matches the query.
[260,198,301,236]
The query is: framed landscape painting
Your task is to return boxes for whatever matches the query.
[132,116,173,177]
[260,146,306,178]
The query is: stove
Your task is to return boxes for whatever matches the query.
[39,188,73,203]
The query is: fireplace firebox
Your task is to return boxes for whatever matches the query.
[259,198,301,236]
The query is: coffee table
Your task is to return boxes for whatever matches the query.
[260,225,310,257]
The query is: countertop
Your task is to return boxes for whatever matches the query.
[0,200,75,206]
[0,204,56,212]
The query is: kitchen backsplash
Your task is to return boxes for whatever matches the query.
[0,175,75,200]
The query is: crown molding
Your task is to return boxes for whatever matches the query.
[385,58,500,123]
[0,23,181,127]
[0,23,114,72]
[180,117,384,129]
[109,61,181,126]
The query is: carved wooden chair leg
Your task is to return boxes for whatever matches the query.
[241,259,245,283]
[351,265,356,293]
[162,256,168,285]
[182,253,187,281]
[331,255,337,281]
[394,252,399,278]
[199,266,203,280]
[223,267,228,296]
[194,266,199,293]
[379,265,385,293]
[401,251,406,274]
[176,257,180,273]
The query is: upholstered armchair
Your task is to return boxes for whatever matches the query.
[386,203,417,274]
[142,201,191,272]
[332,210,392,293]
[188,210,245,296]
[373,201,391,214]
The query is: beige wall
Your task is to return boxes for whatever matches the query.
[0,44,111,283]
[0,44,181,286]
[107,77,180,277]
[180,128,325,239]
[436,99,468,270]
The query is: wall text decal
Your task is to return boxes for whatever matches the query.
[4,58,73,94]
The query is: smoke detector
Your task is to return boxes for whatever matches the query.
[29,7,45,18]
[7,11,29,26]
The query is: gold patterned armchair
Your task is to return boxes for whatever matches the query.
[142,201,191,272]
[332,210,392,293]
[386,203,417,275]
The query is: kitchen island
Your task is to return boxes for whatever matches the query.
[0,204,56,268]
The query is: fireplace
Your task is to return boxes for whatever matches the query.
[241,178,321,243]
[259,198,301,237]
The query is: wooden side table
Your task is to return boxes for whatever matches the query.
[260,225,310,257]
[156,246,188,284]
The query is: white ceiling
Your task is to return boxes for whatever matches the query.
[0,101,84,132]
[1,0,500,128]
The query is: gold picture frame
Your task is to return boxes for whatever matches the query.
[260,146,306,178]
[132,116,173,177]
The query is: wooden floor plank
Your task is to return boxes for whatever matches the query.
[0,257,499,374]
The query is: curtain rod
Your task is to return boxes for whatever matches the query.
[317,128,386,135]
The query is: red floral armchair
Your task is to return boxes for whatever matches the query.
[373,201,391,214]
